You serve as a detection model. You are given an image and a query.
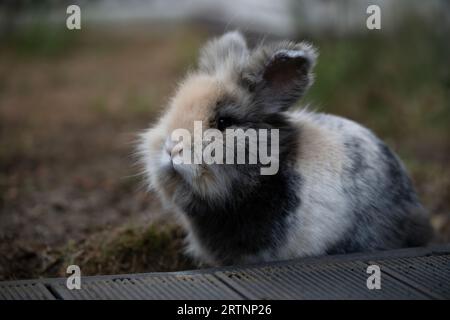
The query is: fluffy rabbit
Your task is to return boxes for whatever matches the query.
[139,31,432,266]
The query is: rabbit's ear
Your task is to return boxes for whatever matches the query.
[199,31,249,74]
[244,42,317,111]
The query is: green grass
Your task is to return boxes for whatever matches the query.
[3,22,80,58]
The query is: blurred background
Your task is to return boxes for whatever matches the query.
[0,0,449,280]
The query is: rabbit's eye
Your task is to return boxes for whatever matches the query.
[217,117,235,131]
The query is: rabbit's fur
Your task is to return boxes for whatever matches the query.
[139,31,432,266]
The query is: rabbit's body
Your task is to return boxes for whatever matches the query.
[139,31,432,266]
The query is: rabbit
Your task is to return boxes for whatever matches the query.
[138,31,432,266]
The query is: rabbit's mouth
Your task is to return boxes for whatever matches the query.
[169,159,237,202]
[171,161,201,184]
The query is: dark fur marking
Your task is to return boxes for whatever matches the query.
[177,112,301,265]
[185,167,301,265]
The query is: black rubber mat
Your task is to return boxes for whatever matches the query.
[1,244,449,300]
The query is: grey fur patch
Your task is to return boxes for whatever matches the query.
[199,31,249,75]
[326,136,432,254]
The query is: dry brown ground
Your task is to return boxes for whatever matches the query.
[0,25,208,280]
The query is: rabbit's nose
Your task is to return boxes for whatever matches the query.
[164,138,173,156]
[171,142,183,158]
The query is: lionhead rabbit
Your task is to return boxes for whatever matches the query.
[139,31,432,266]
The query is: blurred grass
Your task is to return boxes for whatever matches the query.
[2,22,80,57]
[304,19,450,144]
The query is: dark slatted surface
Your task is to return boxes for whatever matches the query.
[1,244,449,300]
[215,260,428,299]
[0,282,55,300]
[51,273,243,300]
[369,254,450,299]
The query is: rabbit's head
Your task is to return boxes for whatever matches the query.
[139,31,316,210]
